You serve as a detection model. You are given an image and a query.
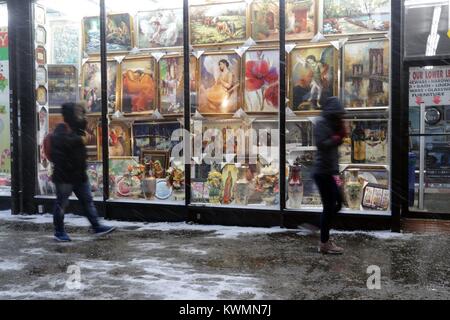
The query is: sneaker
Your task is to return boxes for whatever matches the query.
[54,231,71,242]
[318,241,344,255]
[93,225,116,237]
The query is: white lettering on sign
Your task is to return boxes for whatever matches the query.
[409,66,450,106]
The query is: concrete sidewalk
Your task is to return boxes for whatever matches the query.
[0,213,449,299]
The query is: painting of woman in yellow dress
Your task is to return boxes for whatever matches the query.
[198,54,240,114]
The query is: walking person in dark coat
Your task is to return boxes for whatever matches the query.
[50,102,115,242]
[313,97,346,254]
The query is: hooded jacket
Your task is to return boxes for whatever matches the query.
[50,105,88,185]
[313,97,346,176]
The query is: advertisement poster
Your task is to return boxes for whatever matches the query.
[0,31,11,194]
[409,66,450,106]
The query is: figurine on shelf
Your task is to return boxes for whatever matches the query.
[141,162,156,200]
[234,165,250,205]
[344,168,363,210]
[255,165,279,206]
[167,164,185,201]
[288,157,304,209]
[206,167,223,204]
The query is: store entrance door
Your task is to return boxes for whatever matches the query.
[408,65,450,214]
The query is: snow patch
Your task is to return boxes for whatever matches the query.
[0,259,26,271]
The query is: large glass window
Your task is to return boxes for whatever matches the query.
[189,0,280,209]
[285,0,392,214]
[0,2,10,196]
[105,0,185,204]
[34,0,101,199]
[408,65,450,214]
[404,0,450,58]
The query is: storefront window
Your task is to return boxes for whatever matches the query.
[189,0,280,209]
[0,2,10,196]
[34,0,101,198]
[404,0,450,58]
[408,65,450,213]
[286,0,392,214]
[105,0,185,204]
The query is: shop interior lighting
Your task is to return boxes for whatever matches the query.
[0,4,7,28]
[404,0,448,8]
[425,5,442,56]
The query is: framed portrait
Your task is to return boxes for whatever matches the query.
[159,55,184,114]
[289,44,338,111]
[198,52,241,114]
[323,0,390,36]
[49,20,80,66]
[35,4,46,26]
[190,1,247,46]
[120,56,157,114]
[36,66,47,86]
[286,0,316,40]
[136,9,183,48]
[244,49,279,112]
[87,161,103,197]
[48,65,78,108]
[191,181,205,203]
[81,59,119,114]
[108,122,132,157]
[36,26,47,45]
[361,183,389,211]
[250,0,279,42]
[343,39,390,108]
[83,13,133,54]
[36,46,47,65]
[36,86,47,106]
[221,164,238,204]
[140,150,170,178]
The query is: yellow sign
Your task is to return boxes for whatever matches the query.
[448,30,450,38]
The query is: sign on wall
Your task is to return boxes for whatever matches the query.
[409,66,450,106]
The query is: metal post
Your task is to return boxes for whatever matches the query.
[183,0,191,207]
[419,103,425,210]
[100,0,109,203]
[279,0,286,213]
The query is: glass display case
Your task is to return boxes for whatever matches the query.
[32,0,393,215]
[188,0,280,209]
[285,0,392,214]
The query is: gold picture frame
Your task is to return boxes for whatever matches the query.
[158,54,184,115]
[189,0,250,47]
[119,55,157,115]
[196,51,243,115]
[80,57,120,115]
[288,43,339,113]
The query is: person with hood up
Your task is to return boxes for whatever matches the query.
[313,96,347,254]
[50,102,116,242]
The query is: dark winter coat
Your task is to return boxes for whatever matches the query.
[313,97,346,176]
[50,123,88,185]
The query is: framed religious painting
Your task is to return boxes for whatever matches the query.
[120,56,157,114]
[343,39,390,108]
[361,183,389,211]
[36,46,47,65]
[36,26,47,45]
[250,0,279,42]
[289,44,338,111]
[48,65,78,108]
[136,9,183,49]
[140,150,170,178]
[197,52,241,114]
[285,0,316,40]
[159,55,184,114]
[83,13,133,54]
[221,164,238,205]
[108,121,132,158]
[35,4,46,26]
[244,49,279,112]
[86,117,100,161]
[81,59,119,114]
[323,0,390,36]
[189,1,247,46]
[36,86,47,106]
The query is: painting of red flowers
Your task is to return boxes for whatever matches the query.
[244,50,279,112]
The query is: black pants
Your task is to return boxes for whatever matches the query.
[313,173,342,243]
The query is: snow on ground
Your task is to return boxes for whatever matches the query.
[0,210,413,240]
